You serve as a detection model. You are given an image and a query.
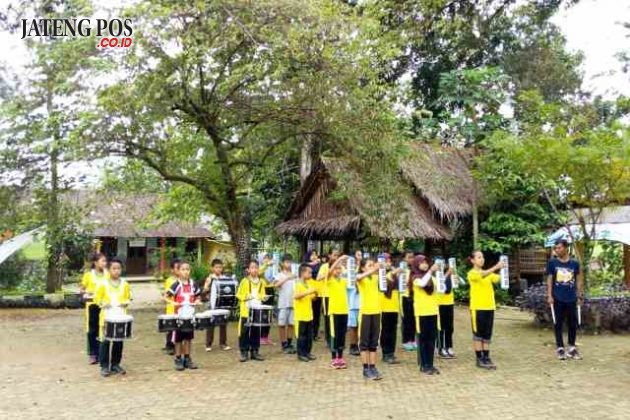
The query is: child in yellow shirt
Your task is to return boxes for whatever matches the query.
[162,258,180,355]
[294,264,318,362]
[80,252,108,365]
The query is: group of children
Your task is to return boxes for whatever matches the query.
[80,253,132,377]
[83,247,510,379]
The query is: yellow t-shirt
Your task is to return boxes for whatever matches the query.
[164,276,177,315]
[316,263,330,297]
[413,277,439,317]
[95,279,132,339]
[380,272,400,313]
[81,270,108,294]
[294,280,314,322]
[467,269,500,310]
[236,277,267,318]
[327,276,349,315]
[438,288,455,306]
[357,274,381,315]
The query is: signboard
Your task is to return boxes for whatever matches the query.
[128,238,146,247]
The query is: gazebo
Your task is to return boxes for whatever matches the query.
[277,143,473,253]
[545,205,630,287]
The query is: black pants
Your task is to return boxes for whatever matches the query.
[99,340,123,369]
[359,314,381,351]
[401,297,415,343]
[330,314,348,356]
[297,320,313,357]
[206,324,227,347]
[380,312,398,357]
[311,297,322,339]
[239,317,260,352]
[417,315,438,369]
[438,304,454,350]
[165,331,174,349]
[553,300,577,348]
[323,297,331,345]
[87,304,100,357]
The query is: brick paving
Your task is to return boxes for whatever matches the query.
[1,287,629,419]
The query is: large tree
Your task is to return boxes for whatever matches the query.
[86,0,401,272]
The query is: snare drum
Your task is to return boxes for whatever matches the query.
[104,315,133,341]
[158,314,178,332]
[246,304,273,327]
[195,309,229,329]
[177,315,195,332]
[212,277,239,309]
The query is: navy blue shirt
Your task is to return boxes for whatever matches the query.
[546,258,580,303]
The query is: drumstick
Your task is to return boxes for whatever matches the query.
[577,304,581,327]
[550,304,556,325]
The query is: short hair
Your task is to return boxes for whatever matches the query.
[109,257,124,268]
[211,258,223,266]
[554,239,569,248]
[299,263,312,276]
[179,260,191,268]
[248,260,259,267]
[403,250,415,257]
[170,258,181,269]
[282,253,293,262]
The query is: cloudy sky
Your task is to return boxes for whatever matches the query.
[0,0,628,185]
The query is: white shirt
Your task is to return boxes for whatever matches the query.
[275,271,295,309]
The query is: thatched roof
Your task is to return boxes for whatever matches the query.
[64,191,215,238]
[277,144,473,240]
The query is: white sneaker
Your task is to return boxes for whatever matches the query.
[567,346,582,360]
[221,345,231,351]
[447,348,457,358]
[205,347,212,352]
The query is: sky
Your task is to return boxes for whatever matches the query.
[0,0,628,186]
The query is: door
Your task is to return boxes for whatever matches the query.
[126,239,147,275]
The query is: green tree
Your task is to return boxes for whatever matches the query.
[84,0,402,273]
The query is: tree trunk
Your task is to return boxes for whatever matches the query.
[300,134,313,185]
[230,222,252,279]
[472,179,479,249]
[45,79,62,293]
[624,245,630,288]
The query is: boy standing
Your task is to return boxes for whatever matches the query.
[356,257,383,380]
[274,254,297,354]
[294,264,318,362]
[326,256,350,369]
[162,259,180,355]
[202,259,231,352]
[236,261,267,362]
[166,261,201,371]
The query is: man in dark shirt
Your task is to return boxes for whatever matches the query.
[546,239,583,361]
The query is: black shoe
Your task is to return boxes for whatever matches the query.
[421,366,436,375]
[251,351,264,361]
[431,367,440,375]
[363,367,371,379]
[306,353,317,361]
[298,355,310,362]
[100,368,111,377]
[387,357,400,365]
[349,346,361,356]
[370,367,382,381]
[174,358,185,371]
[476,358,492,370]
[111,365,126,375]
[484,358,497,370]
[239,352,248,362]
[185,358,198,369]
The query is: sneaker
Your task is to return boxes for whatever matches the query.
[338,358,348,369]
[167,348,175,356]
[205,347,213,352]
[221,345,231,351]
[370,367,383,381]
[438,349,451,359]
[386,356,400,365]
[110,365,126,375]
[298,355,310,362]
[411,342,418,350]
[402,343,414,352]
[447,348,457,358]
[421,366,434,375]
[89,355,98,365]
[174,358,185,371]
[476,358,489,369]
[556,347,567,360]
[331,359,340,369]
[484,358,497,370]
[306,353,317,361]
[567,347,582,360]
[239,352,248,362]
[185,358,198,369]
[431,367,440,375]
[286,345,297,355]
[363,367,371,379]
[350,346,361,356]
[100,368,110,377]
[251,351,264,361]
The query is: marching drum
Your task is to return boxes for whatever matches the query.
[212,277,239,309]
[104,314,134,341]
[195,309,229,330]
[246,304,273,327]
[158,314,178,332]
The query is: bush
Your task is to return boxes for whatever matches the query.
[516,283,630,331]
[0,254,46,292]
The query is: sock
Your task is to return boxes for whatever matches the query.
[338,349,344,359]
[184,354,190,359]
[482,350,489,360]
[282,341,288,348]
[475,351,482,360]
[363,363,368,369]
[368,364,375,369]
[176,355,182,360]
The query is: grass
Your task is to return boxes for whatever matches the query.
[20,240,46,260]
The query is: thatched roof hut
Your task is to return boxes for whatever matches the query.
[277,143,474,241]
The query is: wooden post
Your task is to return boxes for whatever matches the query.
[624,244,630,288]
[159,238,166,274]
[197,238,202,264]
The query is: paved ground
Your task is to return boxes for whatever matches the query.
[1,283,629,419]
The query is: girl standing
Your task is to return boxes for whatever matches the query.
[410,255,440,375]
[80,252,108,364]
